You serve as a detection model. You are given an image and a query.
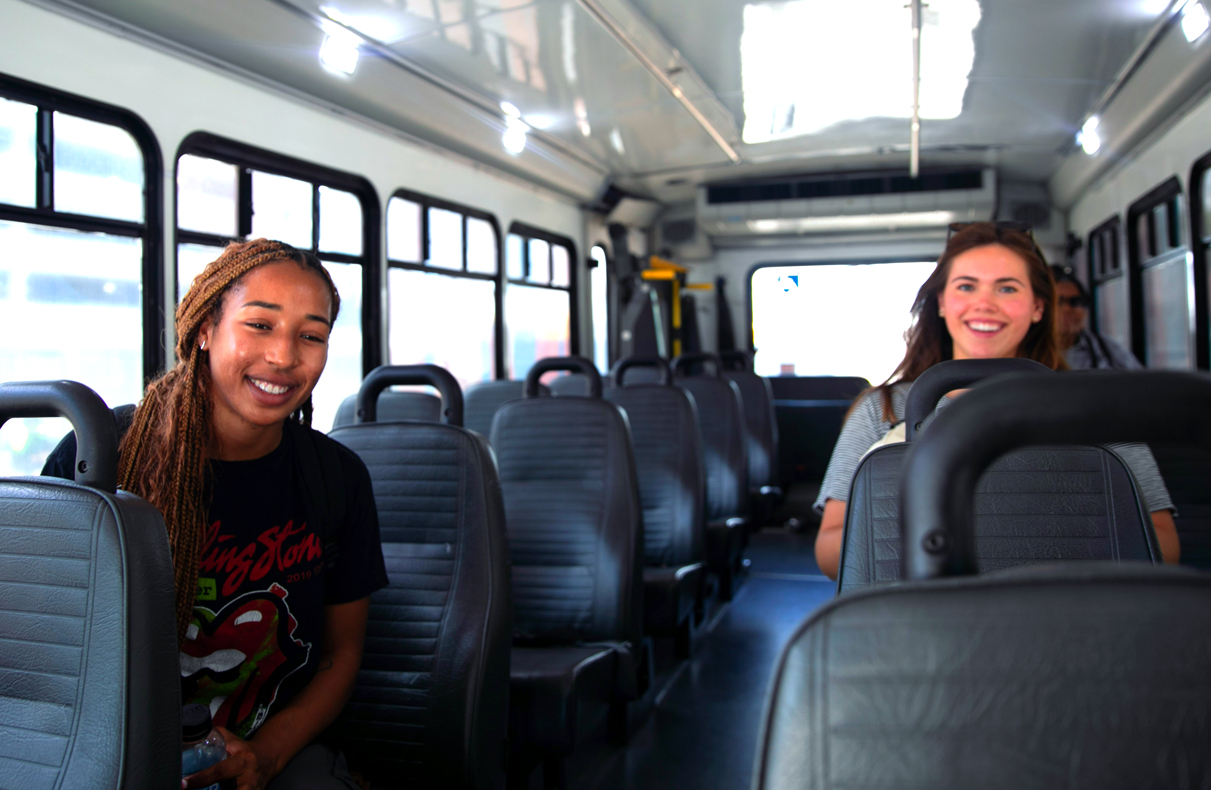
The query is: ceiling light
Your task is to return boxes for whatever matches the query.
[1182,0,1210,41]
[747,211,959,234]
[740,0,981,144]
[320,32,360,75]
[575,98,591,137]
[610,128,626,155]
[502,117,528,155]
[1077,116,1101,155]
[500,101,521,118]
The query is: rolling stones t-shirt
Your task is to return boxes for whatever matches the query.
[180,426,387,738]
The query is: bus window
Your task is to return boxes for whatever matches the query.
[174,136,377,432]
[750,260,936,384]
[1089,217,1130,351]
[590,244,610,374]
[0,87,157,477]
[505,225,576,377]
[387,191,499,391]
[1127,178,1192,369]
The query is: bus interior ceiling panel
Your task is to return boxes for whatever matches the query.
[10,0,1211,787]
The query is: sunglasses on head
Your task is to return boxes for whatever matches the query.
[947,220,1035,239]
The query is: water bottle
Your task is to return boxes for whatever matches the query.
[181,703,226,790]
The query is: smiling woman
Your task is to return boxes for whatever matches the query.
[41,239,388,790]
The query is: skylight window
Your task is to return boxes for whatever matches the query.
[740,0,981,144]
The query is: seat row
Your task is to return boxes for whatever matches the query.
[325,353,780,788]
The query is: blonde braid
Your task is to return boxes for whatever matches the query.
[118,239,339,644]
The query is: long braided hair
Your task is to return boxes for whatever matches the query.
[118,239,341,643]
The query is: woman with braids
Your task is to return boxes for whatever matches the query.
[44,239,387,790]
[812,223,1178,579]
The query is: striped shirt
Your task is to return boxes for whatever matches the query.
[814,381,1174,514]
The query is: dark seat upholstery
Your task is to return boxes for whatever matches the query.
[491,357,643,785]
[328,366,511,790]
[0,381,179,790]
[331,390,441,429]
[548,372,603,396]
[838,360,1159,593]
[757,372,1211,790]
[606,357,706,655]
[464,380,550,437]
[1152,446,1211,570]
[672,353,748,599]
[721,351,781,526]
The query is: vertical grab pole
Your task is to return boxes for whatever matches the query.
[910,0,923,179]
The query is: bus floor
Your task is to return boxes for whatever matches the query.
[564,527,834,790]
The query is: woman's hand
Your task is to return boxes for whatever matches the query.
[183,726,281,790]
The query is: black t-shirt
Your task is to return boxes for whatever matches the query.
[43,420,387,738]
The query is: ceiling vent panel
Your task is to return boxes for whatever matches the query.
[698,168,996,237]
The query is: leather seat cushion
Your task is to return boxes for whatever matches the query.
[757,563,1211,790]
[509,646,617,754]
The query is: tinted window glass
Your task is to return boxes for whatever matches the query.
[177,155,238,237]
[319,186,363,256]
[389,268,496,388]
[0,97,35,207]
[387,196,422,262]
[466,217,497,275]
[251,171,312,247]
[428,207,463,270]
[53,112,143,222]
[311,261,363,432]
[506,284,569,378]
[527,238,550,284]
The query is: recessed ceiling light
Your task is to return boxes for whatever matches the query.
[502,117,528,155]
[739,0,981,144]
[500,101,522,118]
[320,32,360,75]
[1182,0,1210,41]
[1077,116,1101,155]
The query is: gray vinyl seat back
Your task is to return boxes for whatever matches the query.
[606,356,705,568]
[491,356,643,648]
[464,380,550,437]
[838,359,1158,593]
[0,381,178,790]
[720,350,778,489]
[328,365,511,790]
[757,372,1211,790]
[671,353,749,521]
[331,390,441,430]
[548,372,606,396]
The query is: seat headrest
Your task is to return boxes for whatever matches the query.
[357,364,464,426]
[904,358,1051,440]
[524,356,602,398]
[671,352,722,379]
[0,380,117,491]
[612,355,672,387]
[719,350,754,373]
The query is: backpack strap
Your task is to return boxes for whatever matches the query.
[291,422,346,572]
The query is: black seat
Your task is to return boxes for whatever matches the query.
[837,359,1161,593]
[464,380,550,437]
[672,352,748,600]
[720,350,781,526]
[0,381,179,790]
[331,390,441,430]
[328,366,511,790]
[756,371,1211,790]
[491,357,644,788]
[548,372,603,396]
[1152,446,1211,570]
[606,356,706,656]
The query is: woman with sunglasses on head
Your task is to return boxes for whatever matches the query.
[1051,264,1143,370]
[43,239,387,790]
[812,223,1177,579]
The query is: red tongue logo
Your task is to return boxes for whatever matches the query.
[181,583,310,737]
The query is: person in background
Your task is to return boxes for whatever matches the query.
[812,224,1178,579]
[1051,264,1143,370]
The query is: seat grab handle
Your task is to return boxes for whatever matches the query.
[357,364,464,426]
[524,356,602,398]
[0,380,118,492]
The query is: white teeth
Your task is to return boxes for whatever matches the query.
[251,379,290,395]
[967,322,1002,332]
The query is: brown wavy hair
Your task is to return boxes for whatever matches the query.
[864,222,1067,421]
[117,239,340,642]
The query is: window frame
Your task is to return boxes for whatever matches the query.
[1125,176,1189,366]
[386,188,505,379]
[0,71,165,381]
[1188,150,1211,370]
[1086,215,1123,339]
[505,222,579,377]
[589,242,614,372]
[174,132,382,374]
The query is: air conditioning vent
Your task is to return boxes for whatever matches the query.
[662,219,697,244]
[706,169,984,205]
